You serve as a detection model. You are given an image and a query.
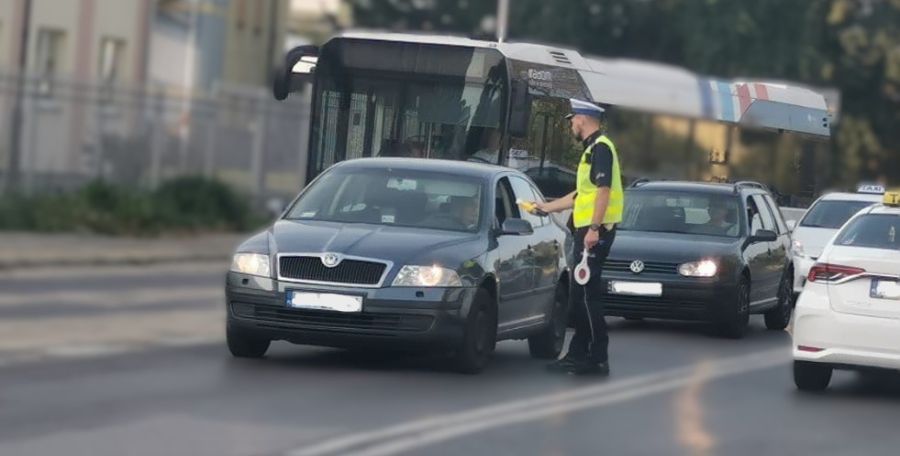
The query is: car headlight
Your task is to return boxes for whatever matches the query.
[678,259,718,278]
[392,265,462,287]
[230,253,271,277]
[792,239,805,257]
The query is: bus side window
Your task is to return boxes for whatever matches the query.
[507,97,580,199]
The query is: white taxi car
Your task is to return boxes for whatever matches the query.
[792,190,900,391]
[787,186,884,298]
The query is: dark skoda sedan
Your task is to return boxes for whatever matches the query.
[600,181,795,338]
[226,158,571,372]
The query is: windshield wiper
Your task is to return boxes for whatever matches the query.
[620,228,694,235]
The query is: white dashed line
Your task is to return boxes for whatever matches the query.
[288,348,790,456]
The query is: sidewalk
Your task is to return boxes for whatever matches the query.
[0,232,248,269]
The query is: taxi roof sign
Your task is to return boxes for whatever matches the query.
[857,184,886,194]
[884,190,900,206]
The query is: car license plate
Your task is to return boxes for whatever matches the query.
[609,281,663,297]
[287,291,363,312]
[870,279,900,300]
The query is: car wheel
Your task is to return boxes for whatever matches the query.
[227,323,270,358]
[454,288,497,374]
[528,284,569,359]
[717,278,750,339]
[793,361,832,392]
[764,271,794,330]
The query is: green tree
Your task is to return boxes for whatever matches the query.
[346,0,900,186]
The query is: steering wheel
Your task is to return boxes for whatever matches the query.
[424,213,468,230]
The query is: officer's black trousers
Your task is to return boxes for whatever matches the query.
[567,226,616,364]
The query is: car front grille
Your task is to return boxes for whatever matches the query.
[604,259,679,275]
[231,302,434,333]
[602,294,708,319]
[279,256,387,286]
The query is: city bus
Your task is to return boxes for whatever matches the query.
[273,31,833,198]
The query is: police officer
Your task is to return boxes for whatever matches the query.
[535,99,623,376]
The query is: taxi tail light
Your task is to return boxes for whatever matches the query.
[807,263,866,283]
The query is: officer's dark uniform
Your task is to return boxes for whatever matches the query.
[547,99,624,375]
[565,130,618,369]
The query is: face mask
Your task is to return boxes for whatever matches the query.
[574,247,591,285]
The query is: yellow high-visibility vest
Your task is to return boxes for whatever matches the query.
[573,134,623,228]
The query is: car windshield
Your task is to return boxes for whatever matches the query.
[285,167,484,233]
[833,214,899,251]
[800,200,875,229]
[619,190,743,238]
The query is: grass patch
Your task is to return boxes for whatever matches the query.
[0,177,267,235]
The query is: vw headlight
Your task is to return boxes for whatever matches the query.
[792,239,805,257]
[678,259,718,278]
[230,253,271,277]
[392,265,462,287]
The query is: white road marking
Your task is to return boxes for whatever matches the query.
[288,348,790,456]
[0,308,224,356]
[0,335,223,368]
[0,286,222,308]
[0,261,227,280]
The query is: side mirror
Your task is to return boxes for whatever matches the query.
[751,229,778,243]
[786,220,796,231]
[500,218,533,236]
[507,79,532,138]
[273,45,318,101]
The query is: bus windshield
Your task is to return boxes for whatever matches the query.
[309,40,507,176]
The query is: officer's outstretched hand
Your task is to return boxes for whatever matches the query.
[532,201,552,215]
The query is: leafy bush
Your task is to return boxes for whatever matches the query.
[0,177,266,235]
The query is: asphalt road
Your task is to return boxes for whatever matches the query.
[2,263,899,456]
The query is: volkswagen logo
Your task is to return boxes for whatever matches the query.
[321,253,342,268]
[629,260,645,274]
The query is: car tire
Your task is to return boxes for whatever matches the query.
[528,284,569,359]
[453,288,497,374]
[793,361,832,392]
[717,278,750,339]
[764,271,794,330]
[227,324,270,359]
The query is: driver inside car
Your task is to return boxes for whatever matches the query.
[450,196,479,230]
[695,199,738,236]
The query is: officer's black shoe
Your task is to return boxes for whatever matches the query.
[545,357,583,373]
[569,361,610,376]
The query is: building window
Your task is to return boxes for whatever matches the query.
[34,28,66,96]
[98,37,125,86]
[253,0,264,36]
[236,0,247,29]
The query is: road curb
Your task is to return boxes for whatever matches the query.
[0,253,231,270]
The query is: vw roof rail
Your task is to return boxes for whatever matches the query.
[734,180,767,191]
[629,177,652,188]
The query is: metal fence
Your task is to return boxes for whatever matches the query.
[0,73,312,199]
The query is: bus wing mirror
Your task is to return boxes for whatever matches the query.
[273,45,319,101]
[508,79,532,138]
